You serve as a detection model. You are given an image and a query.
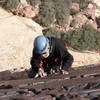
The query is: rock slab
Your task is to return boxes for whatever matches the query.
[0,8,42,72]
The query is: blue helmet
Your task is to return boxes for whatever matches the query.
[34,36,49,54]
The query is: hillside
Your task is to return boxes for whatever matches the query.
[0,0,100,100]
[0,0,100,71]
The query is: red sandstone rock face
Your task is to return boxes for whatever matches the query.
[83,3,96,21]
[74,14,88,28]
[0,64,100,100]
[11,2,39,18]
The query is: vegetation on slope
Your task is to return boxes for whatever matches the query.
[0,0,20,10]
[35,0,55,26]
[0,0,100,51]
[43,24,100,51]
[35,0,72,26]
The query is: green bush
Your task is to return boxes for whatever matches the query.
[54,0,72,26]
[0,0,6,7]
[35,0,55,26]
[35,0,72,27]
[95,17,100,28]
[64,24,100,51]
[26,0,41,7]
[3,0,20,10]
[43,24,100,51]
[72,0,92,10]
[79,0,92,10]
[70,8,79,16]
[70,19,77,27]
[55,5,69,26]
[43,27,65,39]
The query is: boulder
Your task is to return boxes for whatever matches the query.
[0,7,42,72]
[74,14,88,28]
[84,3,96,20]
[11,2,39,18]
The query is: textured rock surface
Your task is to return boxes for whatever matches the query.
[69,49,100,67]
[0,7,42,72]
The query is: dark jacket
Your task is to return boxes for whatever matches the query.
[30,37,73,74]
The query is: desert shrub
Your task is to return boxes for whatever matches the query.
[54,0,72,26]
[43,27,65,39]
[26,0,41,7]
[3,0,20,10]
[95,17,100,28]
[72,0,92,10]
[70,19,77,27]
[55,5,69,26]
[35,0,72,27]
[35,0,55,26]
[0,0,6,7]
[79,0,92,10]
[43,24,100,51]
[70,8,79,16]
[64,24,100,51]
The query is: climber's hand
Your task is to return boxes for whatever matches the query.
[38,68,47,78]
[62,70,69,75]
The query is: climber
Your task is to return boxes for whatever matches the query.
[29,35,74,78]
